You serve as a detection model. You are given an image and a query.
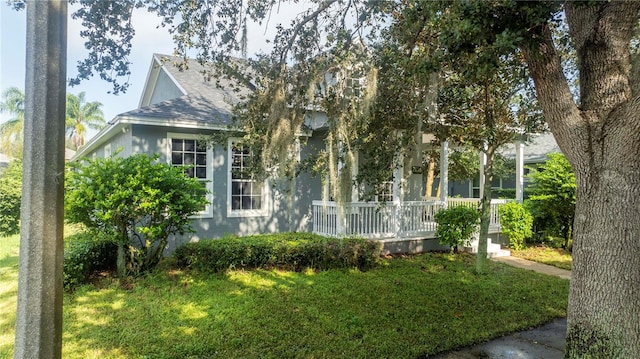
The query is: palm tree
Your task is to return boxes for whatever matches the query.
[66,92,106,150]
[0,87,25,158]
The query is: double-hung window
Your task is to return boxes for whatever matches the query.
[168,133,212,217]
[228,140,266,217]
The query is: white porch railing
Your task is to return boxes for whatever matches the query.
[312,198,508,239]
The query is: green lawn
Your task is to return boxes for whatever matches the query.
[512,246,573,271]
[1,234,569,359]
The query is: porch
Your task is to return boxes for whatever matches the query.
[311,198,510,256]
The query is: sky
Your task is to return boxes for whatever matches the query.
[0,2,306,141]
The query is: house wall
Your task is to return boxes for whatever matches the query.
[129,125,325,251]
[149,69,184,105]
[82,129,132,159]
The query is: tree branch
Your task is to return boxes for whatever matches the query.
[566,2,640,112]
[521,21,581,159]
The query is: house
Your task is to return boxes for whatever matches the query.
[447,133,562,199]
[75,54,521,255]
[74,54,328,251]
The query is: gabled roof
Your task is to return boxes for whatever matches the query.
[74,54,255,160]
[139,54,253,109]
[121,95,235,126]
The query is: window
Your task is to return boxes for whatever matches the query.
[376,181,394,202]
[228,140,266,216]
[168,134,212,217]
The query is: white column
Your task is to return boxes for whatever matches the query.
[439,140,449,204]
[351,150,359,202]
[393,148,403,236]
[479,151,486,199]
[515,140,524,203]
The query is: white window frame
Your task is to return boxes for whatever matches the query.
[167,133,213,218]
[227,139,268,218]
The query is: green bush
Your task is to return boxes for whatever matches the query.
[0,160,22,236]
[526,153,575,249]
[174,232,382,272]
[434,205,479,252]
[492,188,516,199]
[65,154,208,277]
[63,231,118,290]
[498,202,533,250]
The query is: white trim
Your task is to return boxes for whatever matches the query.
[226,138,268,218]
[167,132,214,218]
[73,116,233,161]
[104,143,111,157]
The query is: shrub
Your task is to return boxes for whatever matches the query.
[526,153,575,249]
[0,160,22,236]
[498,202,533,250]
[65,154,208,277]
[434,205,479,252]
[174,232,382,272]
[63,231,117,290]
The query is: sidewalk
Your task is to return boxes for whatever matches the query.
[432,256,571,358]
[492,256,572,280]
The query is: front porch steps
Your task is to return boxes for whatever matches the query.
[463,238,511,258]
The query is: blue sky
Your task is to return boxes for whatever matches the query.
[0,2,302,141]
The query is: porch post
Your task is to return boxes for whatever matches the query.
[515,140,524,203]
[439,140,449,205]
[393,141,403,237]
[478,151,486,199]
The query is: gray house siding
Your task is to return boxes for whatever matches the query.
[125,124,325,250]
[149,69,184,105]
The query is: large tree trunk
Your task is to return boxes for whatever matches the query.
[567,154,640,357]
[522,3,640,356]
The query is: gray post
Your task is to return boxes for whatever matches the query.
[14,1,67,359]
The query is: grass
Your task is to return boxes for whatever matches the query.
[512,246,573,270]
[1,235,569,359]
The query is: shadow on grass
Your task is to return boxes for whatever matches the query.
[57,253,569,359]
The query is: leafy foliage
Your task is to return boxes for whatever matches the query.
[174,232,382,272]
[65,154,209,276]
[0,160,22,236]
[525,153,576,249]
[498,202,533,250]
[434,205,480,252]
[63,231,118,290]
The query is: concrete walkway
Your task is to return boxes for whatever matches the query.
[432,256,571,358]
[492,256,572,280]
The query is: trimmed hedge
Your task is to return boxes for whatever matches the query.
[64,231,117,290]
[174,232,383,272]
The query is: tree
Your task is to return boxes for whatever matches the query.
[526,152,576,249]
[65,91,106,150]
[437,60,543,273]
[65,154,208,277]
[0,159,22,236]
[0,87,25,158]
[419,2,640,356]
[26,0,640,355]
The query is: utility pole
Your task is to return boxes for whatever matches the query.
[14,1,67,358]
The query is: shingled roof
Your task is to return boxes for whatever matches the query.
[124,54,254,125]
